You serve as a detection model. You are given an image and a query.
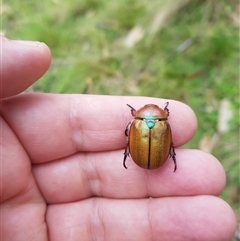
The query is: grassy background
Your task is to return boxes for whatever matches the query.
[3,0,239,236]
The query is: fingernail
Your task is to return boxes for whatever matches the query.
[11,40,41,47]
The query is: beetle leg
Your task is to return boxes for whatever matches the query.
[123,121,132,169]
[125,124,129,136]
[125,120,133,136]
[123,145,130,169]
[169,141,177,172]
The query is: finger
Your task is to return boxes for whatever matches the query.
[0,116,31,201]
[1,118,47,240]
[0,36,51,98]
[2,180,47,241]
[33,150,225,203]
[2,94,197,162]
[47,196,236,241]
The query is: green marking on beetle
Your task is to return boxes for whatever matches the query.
[146,121,155,129]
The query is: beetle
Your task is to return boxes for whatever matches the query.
[123,102,177,172]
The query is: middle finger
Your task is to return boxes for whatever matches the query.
[33,149,225,203]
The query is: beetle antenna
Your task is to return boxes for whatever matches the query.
[164,102,170,116]
[127,104,135,110]
[127,104,136,116]
[164,102,169,109]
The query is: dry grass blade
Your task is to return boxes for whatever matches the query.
[150,0,191,35]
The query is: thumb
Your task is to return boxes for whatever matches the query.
[0,36,52,98]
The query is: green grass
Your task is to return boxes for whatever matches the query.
[3,0,239,222]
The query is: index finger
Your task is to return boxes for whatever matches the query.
[2,94,197,163]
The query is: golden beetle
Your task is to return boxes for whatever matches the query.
[123,102,177,171]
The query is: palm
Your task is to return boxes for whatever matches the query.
[1,37,236,241]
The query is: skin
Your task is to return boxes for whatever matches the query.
[0,36,237,241]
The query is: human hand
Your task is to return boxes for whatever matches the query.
[1,36,236,241]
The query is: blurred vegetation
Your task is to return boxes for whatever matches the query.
[3,0,239,229]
